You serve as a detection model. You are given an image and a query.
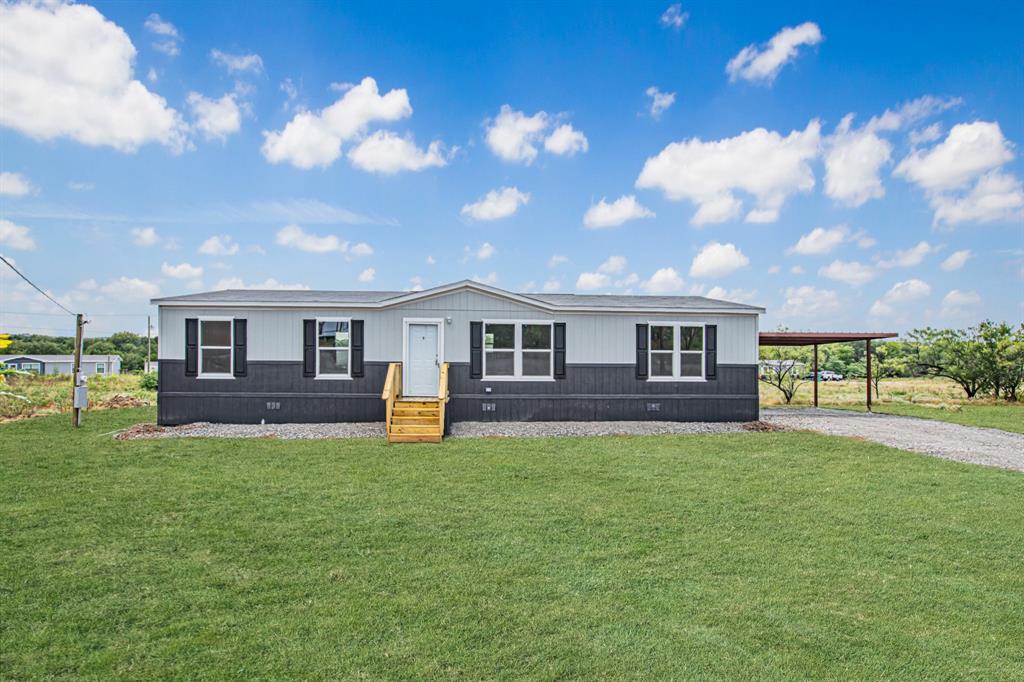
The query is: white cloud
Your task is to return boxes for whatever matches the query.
[144,13,179,39]
[641,267,685,294]
[868,96,962,133]
[0,2,189,153]
[484,105,587,163]
[358,267,376,283]
[350,242,373,257]
[636,120,820,224]
[131,227,160,247]
[542,278,561,293]
[870,279,931,317]
[615,273,640,288]
[689,242,750,278]
[152,40,179,58]
[576,272,610,290]
[910,123,943,146]
[213,277,310,291]
[346,130,448,174]
[818,260,876,286]
[706,286,759,304]
[548,255,568,268]
[767,264,781,274]
[787,225,849,255]
[210,49,263,74]
[726,22,823,85]
[187,92,242,141]
[779,285,841,317]
[583,195,655,229]
[463,242,496,262]
[473,272,498,286]
[877,241,935,269]
[544,124,588,156]
[99,276,160,301]
[198,234,240,256]
[941,289,981,316]
[68,181,95,191]
[161,262,203,279]
[0,172,33,196]
[824,115,892,207]
[598,255,627,274]
[646,87,676,119]
[0,219,35,250]
[895,121,1024,226]
[940,249,972,272]
[275,224,349,254]
[660,4,688,29]
[461,187,530,221]
[790,265,804,275]
[261,77,412,169]
[425,255,436,265]
[407,276,424,292]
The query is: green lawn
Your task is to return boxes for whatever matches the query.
[2,409,1022,680]
[829,401,1024,434]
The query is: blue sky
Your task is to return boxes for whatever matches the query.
[1,0,1022,337]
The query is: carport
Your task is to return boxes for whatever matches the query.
[758,331,898,411]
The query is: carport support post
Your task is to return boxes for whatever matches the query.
[865,339,872,413]
[812,343,819,408]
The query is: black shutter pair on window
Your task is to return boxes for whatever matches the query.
[634,323,717,380]
[302,319,364,377]
[184,318,247,377]
[469,322,566,379]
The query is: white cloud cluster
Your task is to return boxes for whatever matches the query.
[358,268,376,283]
[940,249,972,272]
[726,22,823,84]
[779,285,841,317]
[575,256,631,291]
[485,106,588,164]
[689,242,750,278]
[636,121,820,224]
[187,92,242,141]
[461,187,530,221]
[941,289,981,317]
[870,279,931,317]
[660,4,688,30]
[1,2,189,153]
[818,260,876,286]
[262,77,443,173]
[210,49,264,74]
[463,242,496,262]
[895,121,1024,226]
[641,267,685,294]
[582,195,655,229]
[786,225,873,255]
[131,227,161,247]
[876,241,935,269]
[645,86,676,119]
[161,262,203,279]
[198,234,240,256]
[0,219,36,250]
[0,172,34,197]
[274,224,372,257]
[144,13,181,57]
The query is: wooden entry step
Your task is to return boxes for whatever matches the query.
[381,362,450,444]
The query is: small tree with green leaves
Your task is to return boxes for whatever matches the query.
[759,345,811,404]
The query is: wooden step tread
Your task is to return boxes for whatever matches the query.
[396,400,440,407]
[390,416,439,425]
[390,424,441,435]
[392,409,439,417]
[388,434,442,444]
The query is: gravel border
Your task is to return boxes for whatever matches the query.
[118,421,385,440]
[762,408,1024,472]
[448,420,749,438]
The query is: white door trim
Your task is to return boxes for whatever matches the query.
[402,318,444,396]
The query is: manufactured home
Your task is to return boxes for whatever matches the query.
[0,354,121,376]
[152,280,763,441]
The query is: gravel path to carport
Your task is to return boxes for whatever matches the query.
[762,408,1024,472]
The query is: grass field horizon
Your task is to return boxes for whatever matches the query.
[2,408,1021,678]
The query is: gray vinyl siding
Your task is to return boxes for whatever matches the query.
[159,290,758,365]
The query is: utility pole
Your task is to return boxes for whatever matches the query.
[72,313,86,427]
[147,315,152,373]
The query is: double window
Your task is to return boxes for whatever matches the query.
[199,318,233,378]
[317,318,350,378]
[95,363,106,374]
[483,321,553,379]
[649,323,704,380]
[21,362,41,373]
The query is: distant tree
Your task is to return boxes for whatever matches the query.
[909,327,991,399]
[977,321,1024,401]
[870,341,911,399]
[759,345,811,404]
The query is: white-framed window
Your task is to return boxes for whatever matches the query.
[199,317,233,378]
[95,363,106,374]
[316,318,351,378]
[483,320,553,380]
[21,362,41,373]
[648,323,705,381]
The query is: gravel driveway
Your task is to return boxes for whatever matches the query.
[762,408,1024,472]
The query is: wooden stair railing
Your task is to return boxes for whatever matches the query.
[382,362,449,444]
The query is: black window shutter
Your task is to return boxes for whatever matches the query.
[553,322,566,379]
[233,319,247,377]
[705,325,718,380]
[185,318,199,377]
[303,319,316,377]
[350,320,364,378]
[635,323,649,380]
[470,321,483,379]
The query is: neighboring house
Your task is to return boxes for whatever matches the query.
[153,280,763,429]
[0,354,122,376]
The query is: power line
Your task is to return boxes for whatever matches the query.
[0,255,76,316]
[2,310,147,318]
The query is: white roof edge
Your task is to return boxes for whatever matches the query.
[151,279,766,314]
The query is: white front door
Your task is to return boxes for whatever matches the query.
[404,322,440,396]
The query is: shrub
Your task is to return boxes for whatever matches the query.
[139,372,158,391]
